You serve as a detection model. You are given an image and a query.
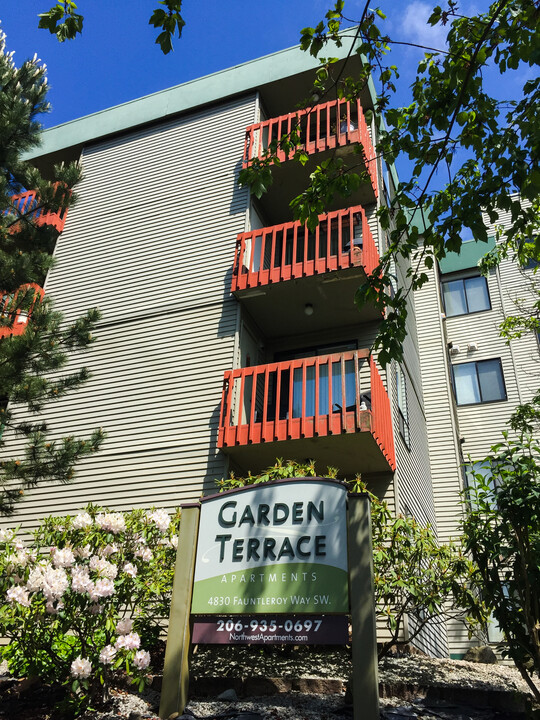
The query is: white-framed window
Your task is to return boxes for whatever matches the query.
[452,359,507,406]
[442,274,491,317]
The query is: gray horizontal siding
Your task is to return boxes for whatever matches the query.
[1,95,258,533]
[46,98,255,324]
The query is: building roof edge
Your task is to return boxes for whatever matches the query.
[24,34,355,159]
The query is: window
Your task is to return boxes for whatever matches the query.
[395,365,410,448]
[442,274,491,317]
[275,341,361,419]
[452,359,506,405]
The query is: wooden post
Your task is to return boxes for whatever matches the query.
[159,504,200,720]
[347,492,379,720]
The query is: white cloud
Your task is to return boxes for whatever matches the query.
[401,1,448,51]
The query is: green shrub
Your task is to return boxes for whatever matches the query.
[0,504,180,716]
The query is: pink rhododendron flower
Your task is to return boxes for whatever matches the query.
[99,543,118,557]
[89,555,118,579]
[116,618,133,635]
[15,549,30,567]
[42,567,69,600]
[0,528,14,542]
[27,565,69,600]
[70,656,92,678]
[90,603,103,615]
[171,535,179,549]
[74,543,92,559]
[90,578,115,600]
[72,512,92,529]
[6,586,30,607]
[96,513,126,534]
[51,547,75,568]
[123,562,137,578]
[71,567,93,594]
[149,509,170,532]
[133,650,151,670]
[26,565,47,593]
[46,600,64,614]
[116,632,140,650]
[134,546,153,561]
[99,645,116,664]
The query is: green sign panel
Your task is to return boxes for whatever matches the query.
[191,479,349,614]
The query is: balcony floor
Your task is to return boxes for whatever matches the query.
[233,265,381,339]
[254,146,377,226]
[221,419,393,477]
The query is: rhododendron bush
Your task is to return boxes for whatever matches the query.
[0,505,180,715]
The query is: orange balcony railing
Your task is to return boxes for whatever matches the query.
[218,350,396,471]
[0,283,44,339]
[232,205,379,293]
[9,189,69,233]
[243,98,378,197]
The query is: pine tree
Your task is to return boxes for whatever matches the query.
[0,31,104,516]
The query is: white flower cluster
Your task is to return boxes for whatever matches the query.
[74,543,92,559]
[89,555,118,579]
[95,513,126,534]
[99,618,151,670]
[27,564,69,600]
[52,547,75,568]
[149,509,171,533]
[134,546,153,562]
[72,512,93,530]
[0,528,15,543]
[116,631,141,650]
[6,586,30,607]
[71,566,93,594]
[133,650,151,669]
[90,578,115,601]
[70,656,92,678]
[99,543,118,557]
[2,505,176,688]
[116,618,133,635]
[99,645,116,665]
[123,562,137,577]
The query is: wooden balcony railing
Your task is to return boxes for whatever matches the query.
[218,350,396,471]
[232,205,379,292]
[9,189,69,233]
[243,98,378,197]
[0,284,44,339]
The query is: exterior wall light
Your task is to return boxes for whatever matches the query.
[304,303,314,316]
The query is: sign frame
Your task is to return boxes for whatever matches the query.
[159,480,379,720]
[191,477,349,615]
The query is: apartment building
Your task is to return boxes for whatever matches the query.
[415,213,539,655]
[3,38,537,659]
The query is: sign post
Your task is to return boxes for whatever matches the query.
[159,504,200,720]
[347,493,379,720]
[159,480,379,720]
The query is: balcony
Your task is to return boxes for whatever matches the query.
[231,205,382,337]
[10,189,69,233]
[218,350,396,476]
[242,99,378,221]
[0,284,44,339]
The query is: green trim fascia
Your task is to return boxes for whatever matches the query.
[24,36,356,160]
[439,236,496,274]
[405,206,431,234]
[363,72,399,192]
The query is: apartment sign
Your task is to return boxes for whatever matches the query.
[191,479,348,614]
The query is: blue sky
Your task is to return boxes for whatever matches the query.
[1,1,523,193]
[1,0,499,129]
